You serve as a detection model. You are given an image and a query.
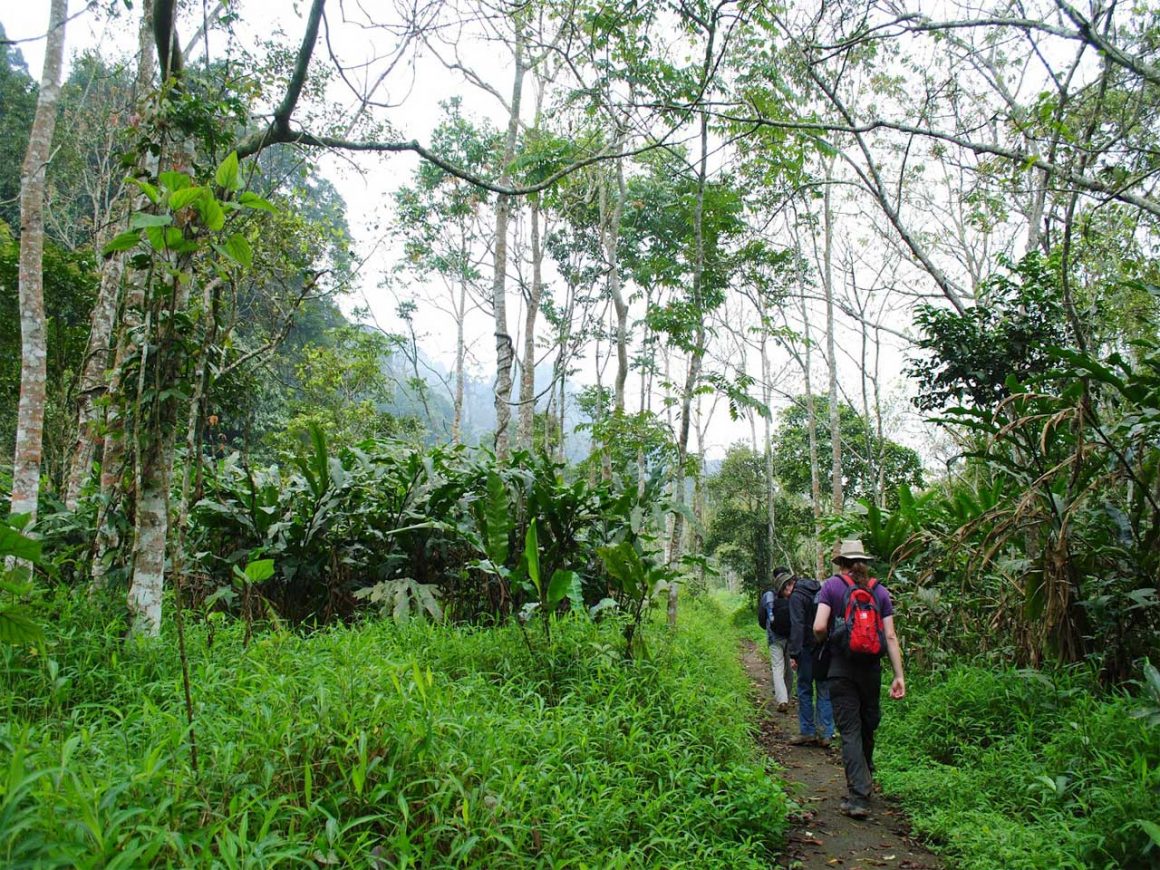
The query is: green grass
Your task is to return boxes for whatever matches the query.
[0,592,787,867]
[876,665,1160,870]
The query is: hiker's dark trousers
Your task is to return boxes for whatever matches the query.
[829,670,882,801]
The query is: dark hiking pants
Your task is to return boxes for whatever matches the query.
[829,670,882,803]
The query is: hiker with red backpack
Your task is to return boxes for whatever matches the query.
[813,539,906,820]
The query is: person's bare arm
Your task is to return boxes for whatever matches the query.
[884,615,906,699]
[813,602,831,643]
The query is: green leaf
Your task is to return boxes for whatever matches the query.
[102,230,141,255]
[215,152,241,190]
[524,520,542,597]
[0,524,42,563]
[220,233,252,268]
[1138,819,1160,849]
[239,191,277,213]
[547,569,579,611]
[159,171,192,191]
[0,608,43,645]
[129,212,173,230]
[169,186,206,211]
[145,225,167,251]
[243,559,275,584]
[129,178,161,204]
[598,542,643,599]
[483,471,511,566]
[1144,661,1160,699]
[197,195,226,231]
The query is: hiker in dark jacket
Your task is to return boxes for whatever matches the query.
[786,573,834,747]
[813,539,906,819]
[758,567,795,712]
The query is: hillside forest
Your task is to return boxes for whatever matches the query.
[1,0,1159,866]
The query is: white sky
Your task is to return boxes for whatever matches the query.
[4,1,940,464]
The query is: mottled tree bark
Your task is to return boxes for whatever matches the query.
[822,171,843,515]
[66,1,155,510]
[608,160,628,414]
[452,274,466,445]
[491,36,524,460]
[10,0,68,524]
[518,196,544,451]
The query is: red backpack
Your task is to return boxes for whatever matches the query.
[834,574,886,658]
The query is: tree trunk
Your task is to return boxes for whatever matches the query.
[667,110,710,625]
[66,1,155,509]
[823,171,843,515]
[608,159,628,414]
[800,287,825,579]
[452,274,466,445]
[759,291,775,582]
[518,196,543,451]
[491,35,524,461]
[10,0,68,523]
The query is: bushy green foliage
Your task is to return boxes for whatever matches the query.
[0,594,787,867]
[909,252,1070,412]
[772,396,924,508]
[188,434,665,628]
[877,665,1160,869]
[704,444,813,593]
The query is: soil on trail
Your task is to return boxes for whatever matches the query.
[741,639,943,870]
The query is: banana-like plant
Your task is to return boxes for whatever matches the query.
[0,517,43,645]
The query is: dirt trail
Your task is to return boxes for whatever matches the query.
[741,639,942,870]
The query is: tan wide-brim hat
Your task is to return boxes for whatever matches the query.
[834,539,874,562]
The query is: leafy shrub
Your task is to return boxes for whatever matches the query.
[187,433,664,627]
[0,593,787,867]
[877,664,1160,869]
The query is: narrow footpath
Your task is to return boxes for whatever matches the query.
[741,640,943,870]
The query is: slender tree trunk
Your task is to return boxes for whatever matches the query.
[800,282,825,579]
[667,110,710,625]
[452,275,466,445]
[66,2,155,509]
[518,196,544,451]
[491,35,524,461]
[873,324,886,498]
[692,395,706,591]
[608,159,628,414]
[10,0,68,523]
[823,171,843,515]
[759,291,775,581]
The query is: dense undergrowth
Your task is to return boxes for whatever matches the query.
[877,664,1160,869]
[0,593,787,867]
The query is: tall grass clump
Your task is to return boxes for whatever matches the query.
[876,664,1160,869]
[0,592,787,867]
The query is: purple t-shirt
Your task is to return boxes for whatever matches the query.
[818,574,893,675]
[817,574,893,619]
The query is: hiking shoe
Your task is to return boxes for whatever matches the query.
[816,735,832,748]
[842,800,871,819]
[788,734,815,746]
[777,702,788,713]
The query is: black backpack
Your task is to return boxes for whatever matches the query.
[757,590,775,630]
[771,597,791,637]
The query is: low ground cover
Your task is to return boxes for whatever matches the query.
[877,664,1160,869]
[1,594,787,867]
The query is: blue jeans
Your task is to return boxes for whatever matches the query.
[796,649,833,739]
